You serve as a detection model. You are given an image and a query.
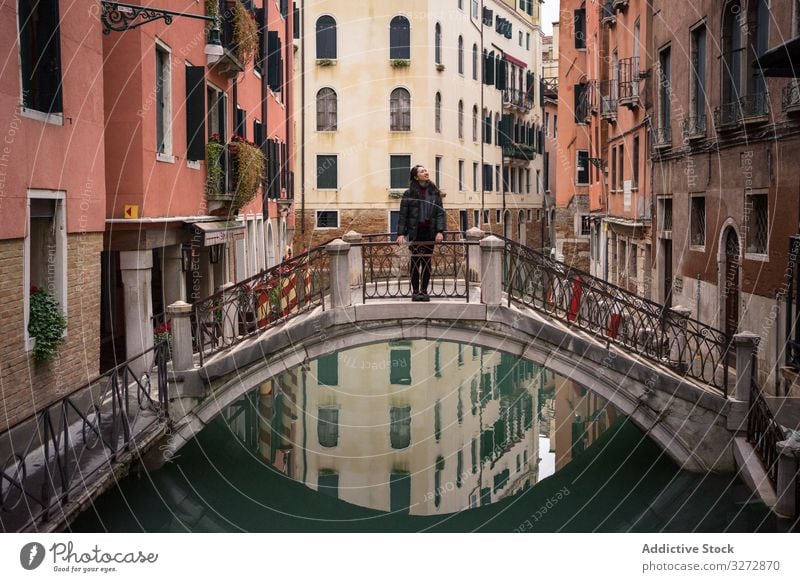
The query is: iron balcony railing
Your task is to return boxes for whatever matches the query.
[0,343,170,532]
[714,92,770,128]
[782,79,800,113]
[193,244,331,365]
[502,88,534,111]
[602,1,616,25]
[503,143,536,161]
[500,236,731,394]
[359,232,472,302]
[541,77,558,98]
[747,377,786,487]
[652,126,672,149]
[682,116,707,140]
[618,57,640,104]
[599,80,617,119]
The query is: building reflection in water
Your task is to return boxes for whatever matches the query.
[222,340,616,516]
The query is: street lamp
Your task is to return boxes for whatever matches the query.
[100,1,222,58]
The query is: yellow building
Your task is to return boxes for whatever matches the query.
[292,0,546,249]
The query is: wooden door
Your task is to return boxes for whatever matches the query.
[725,229,740,339]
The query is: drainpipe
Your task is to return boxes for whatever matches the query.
[469,2,485,220]
[300,2,306,237]
[261,3,269,229]
[284,5,292,244]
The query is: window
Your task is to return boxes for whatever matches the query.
[435,156,442,186]
[746,194,768,254]
[690,25,706,126]
[155,43,172,156]
[630,244,638,277]
[611,146,617,190]
[747,0,769,97]
[317,353,338,384]
[483,209,490,224]
[473,209,479,226]
[266,31,284,95]
[496,209,501,223]
[434,456,445,508]
[315,210,339,231]
[519,31,523,46]
[390,348,411,384]
[526,32,530,50]
[317,406,339,448]
[574,82,589,123]
[389,210,400,241]
[390,405,411,449]
[660,198,673,231]
[483,164,492,191]
[18,0,63,115]
[690,196,706,247]
[185,65,206,162]
[25,192,66,347]
[544,112,549,136]
[471,438,478,472]
[316,155,338,189]
[390,87,411,131]
[435,92,442,133]
[458,0,463,9]
[576,150,589,185]
[458,160,465,190]
[618,144,625,190]
[554,114,558,137]
[316,87,337,131]
[581,215,591,236]
[458,35,464,74]
[390,471,411,514]
[390,155,411,190]
[473,162,478,192]
[435,22,442,65]
[434,399,442,441]
[389,16,411,59]
[658,46,671,130]
[472,105,478,142]
[316,15,337,59]
[472,0,479,20]
[472,44,478,80]
[632,136,640,189]
[722,2,743,105]
[458,100,464,139]
[495,165,500,192]
[526,169,531,194]
[574,7,586,49]
[317,470,339,498]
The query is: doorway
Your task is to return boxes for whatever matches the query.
[661,238,673,309]
[723,227,740,340]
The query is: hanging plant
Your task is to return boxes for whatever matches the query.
[206,134,225,198]
[28,286,67,363]
[229,135,265,209]
[390,59,410,68]
[205,0,220,28]
[232,2,258,64]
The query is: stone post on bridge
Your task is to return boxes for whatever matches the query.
[221,282,238,343]
[466,228,484,283]
[775,436,800,517]
[327,239,352,308]
[667,306,692,372]
[342,231,363,288]
[733,332,760,403]
[480,235,504,307]
[167,300,194,372]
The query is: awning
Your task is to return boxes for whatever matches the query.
[189,220,245,246]
[756,36,800,77]
[504,54,528,69]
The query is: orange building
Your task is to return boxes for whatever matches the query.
[0,1,107,428]
[100,0,295,365]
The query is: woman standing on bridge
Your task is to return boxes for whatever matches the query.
[396,165,446,302]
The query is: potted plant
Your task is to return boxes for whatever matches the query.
[229,134,265,209]
[390,59,410,68]
[316,58,335,66]
[154,321,172,353]
[28,286,67,363]
[232,2,258,63]
[206,133,225,198]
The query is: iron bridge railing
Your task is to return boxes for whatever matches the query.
[500,237,730,394]
[746,377,785,487]
[0,343,169,532]
[359,232,472,302]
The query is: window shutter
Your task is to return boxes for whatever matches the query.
[293,3,299,39]
[267,31,280,89]
[574,9,586,49]
[256,10,265,74]
[538,127,544,154]
[281,141,287,193]
[500,114,512,147]
[496,58,506,90]
[235,108,246,139]
[185,65,206,162]
[485,52,495,85]
[280,0,288,19]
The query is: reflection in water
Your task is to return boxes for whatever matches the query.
[225,340,615,516]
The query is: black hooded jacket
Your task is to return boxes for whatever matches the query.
[396,180,446,242]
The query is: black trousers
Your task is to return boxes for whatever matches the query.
[410,224,435,294]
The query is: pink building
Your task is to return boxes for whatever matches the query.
[100,0,295,365]
[0,1,107,428]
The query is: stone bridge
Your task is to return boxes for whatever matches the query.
[163,232,761,474]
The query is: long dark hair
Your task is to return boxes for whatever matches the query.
[409,165,438,196]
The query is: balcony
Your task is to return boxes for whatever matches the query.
[602,1,616,25]
[542,77,558,99]
[681,116,707,141]
[598,81,617,122]
[502,88,533,112]
[612,0,629,10]
[714,92,770,130]
[618,57,641,109]
[652,126,672,150]
[206,138,265,212]
[502,143,535,162]
[209,0,255,77]
[783,79,800,114]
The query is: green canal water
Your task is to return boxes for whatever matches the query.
[70,340,787,532]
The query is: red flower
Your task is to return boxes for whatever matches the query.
[30,285,40,294]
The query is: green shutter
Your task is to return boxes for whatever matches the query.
[317,353,338,385]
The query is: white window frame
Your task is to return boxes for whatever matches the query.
[155,39,174,162]
[389,153,412,191]
[316,154,339,190]
[24,190,67,351]
[389,86,413,132]
[315,209,340,229]
[458,159,465,191]
[689,193,707,251]
[576,150,590,186]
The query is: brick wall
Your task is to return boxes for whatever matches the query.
[0,233,102,430]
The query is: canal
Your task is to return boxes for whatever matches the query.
[70,340,782,532]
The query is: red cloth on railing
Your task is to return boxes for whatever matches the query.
[607,313,622,339]
[567,277,584,322]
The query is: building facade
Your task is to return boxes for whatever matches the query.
[650,0,800,388]
[542,23,559,246]
[0,1,106,428]
[293,0,547,249]
[101,0,296,366]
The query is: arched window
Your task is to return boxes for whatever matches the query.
[483,107,490,144]
[472,105,478,142]
[316,87,337,131]
[472,44,478,80]
[747,0,769,97]
[435,22,442,65]
[435,92,442,133]
[721,1,743,104]
[458,36,464,74]
[458,100,464,139]
[390,87,411,131]
[494,112,500,145]
[389,16,410,60]
[316,16,337,59]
